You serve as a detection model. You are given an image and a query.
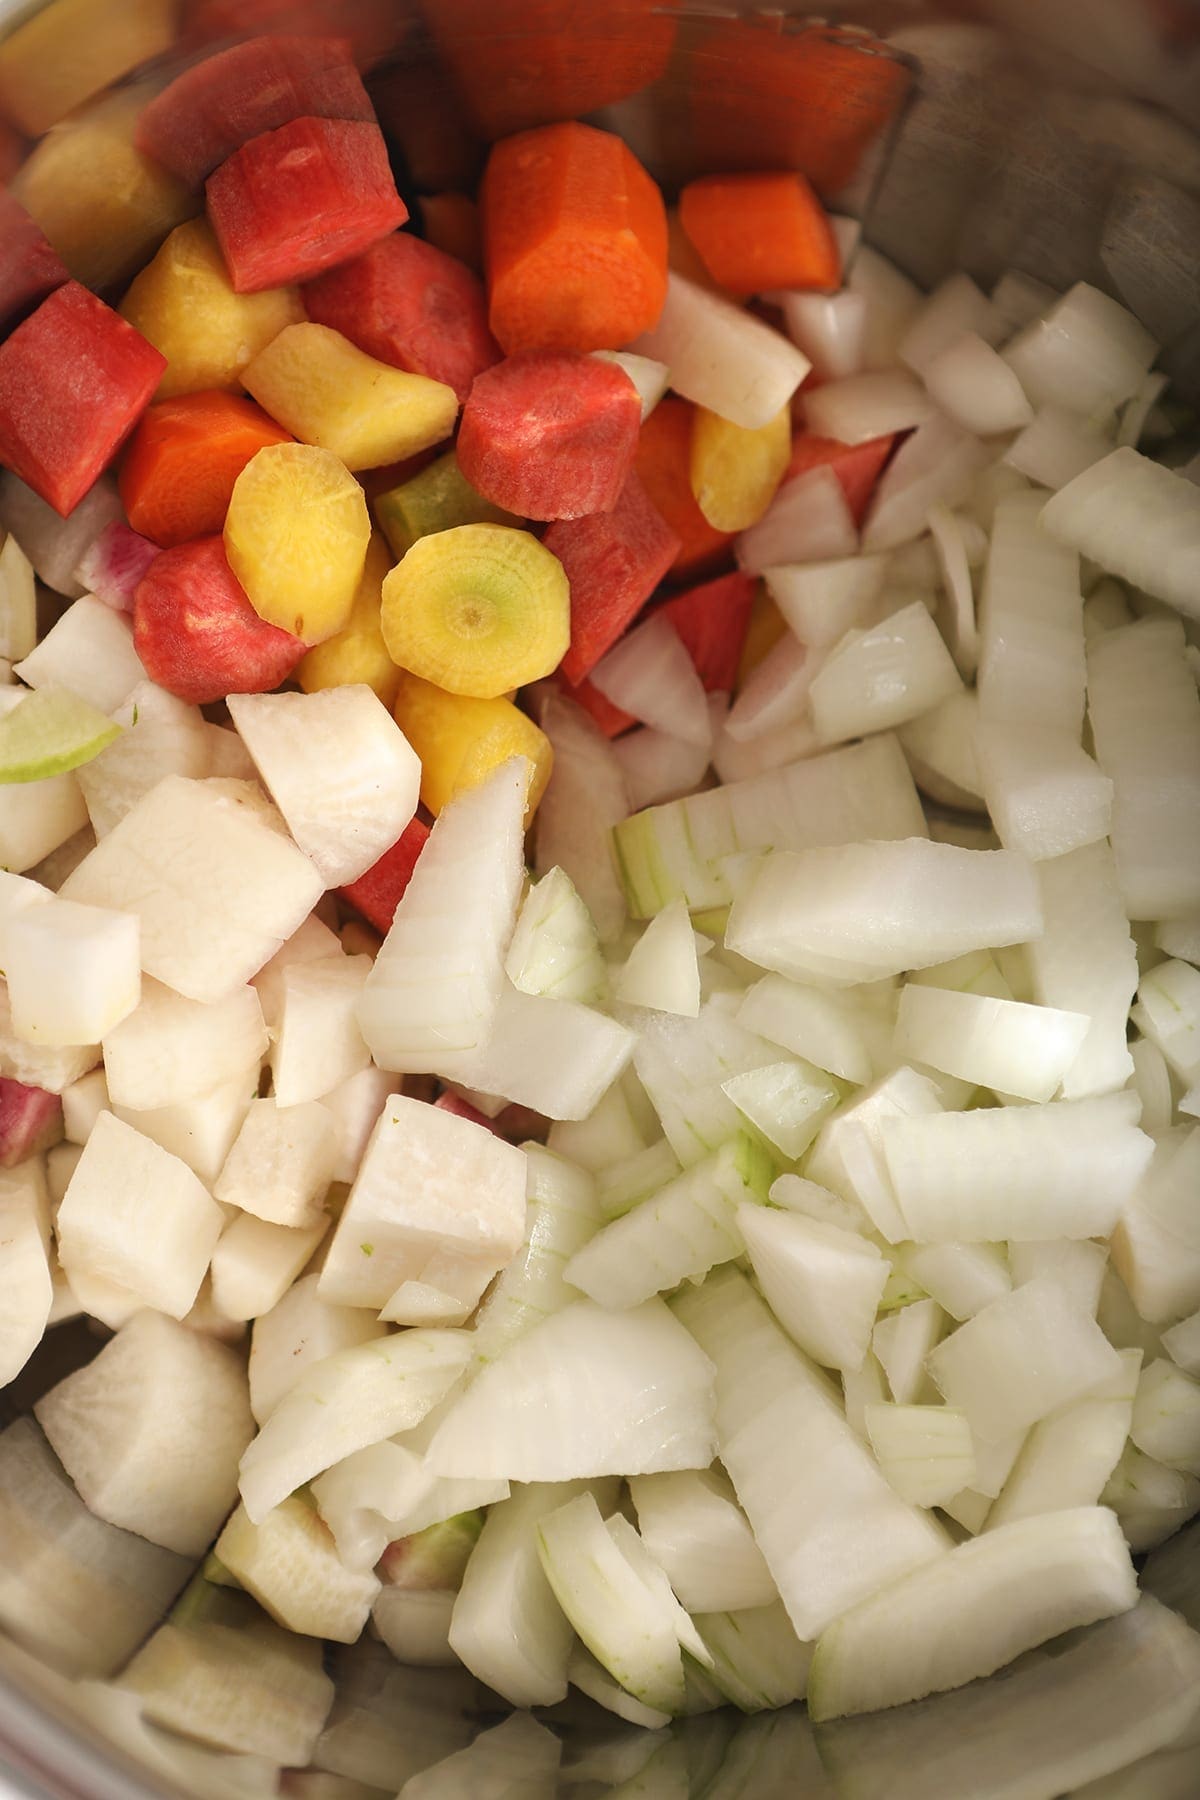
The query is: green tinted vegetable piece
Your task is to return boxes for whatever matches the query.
[374,452,522,559]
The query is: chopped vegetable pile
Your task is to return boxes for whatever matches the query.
[1,13,1200,1800]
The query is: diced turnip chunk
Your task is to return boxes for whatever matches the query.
[60,776,325,1002]
[809,601,963,745]
[34,1310,254,1556]
[3,893,139,1047]
[210,1212,329,1323]
[54,1110,224,1319]
[62,1071,107,1145]
[737,1206,888,1373]
[248,1272,386,1426]
[14,596,147,712]
[102,978,267,1112]
[111,1061,258,1186]
[0,1170,51,1384]
[807,1507,1137,1720]
[270,953,372,1106]
[317,1092,526,1318]
[1002,282,1157,415]
[975,720,1113,861]
[0,768,89,874]
[214,1097,338,1229]
[0,981,99,1092]
[1040,447,1200,621]
[630,273,809,430]
[227,688,421,888]
[251,912,341,1031]
[77,681,209,838]
[320,1063,400,1185]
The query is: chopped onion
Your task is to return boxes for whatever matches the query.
[723,631,823,744]
[534,692,630,945]
[990,269,1058,335]
[764,554,889,648]
[780,290,866,381]
[590,614,711,748]
[711,710,821,784]
[1041,446,1200,622]
[590,351,669,420]
[861,413,991,553]
[631,273,810,429]
[846,246,922,371]
[736,467,858,573]
[898,272,1005,376]
[809,601,963,747]
[922,332,1035,437]
[1117,370,1169,449]
[927,504,978,677]
[1003,405,1113,490]
[896,688,985,811]
[1002,281,1158,416]
[803,371,934,445]
[612,724,712,812]
[74,523,161,614]
[978,490,1085,734]
[1026,841,1139,1100]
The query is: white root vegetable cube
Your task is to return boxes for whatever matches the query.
[0,767,88,874]
[0,1172,52,1385]
[809,602,964,746]
[726,838,1042,986]
[112,1062,259,1186]
[1131,1360,1200,1475]
[317,1093,527,1319]
[270,953,372,1106]
[60,776,325,1003]
[894,985,1091,1104]
[55,1111,225,1319]
[214,1097,338,1229]
[61,1067,108,1144]
[3,894,139,1048]
[102,978,268,1112]
[227,687,421,888]
[736,1205,887,1374]
[217,1498,380,1644]
[46,1142,82,1205]
[78,681,210,839]
[252,913,341,1031]
[210,1212,329,1323]
[248,1272,387,1425]
[864,1404,977,1509]
[320,1063,401,1185]
[0,981,100,1093]
[34,1310,255,1556]
[14,597,147,712]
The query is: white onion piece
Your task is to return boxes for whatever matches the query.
[927,504,978,678]
[780,290,866,381]
[990,270,1058,335]
[897,688,985,812]
[846,245,922,371]
[885,536,941,587]
[1003,406,1113,491]
[0,532,37,661]
[1002,281,1158,416]
[712,711,821,784]
[923,333,1035,438]
[978,490,1085,734]
[590,614,710,749]
[0,472,122,598]
[810,601,963,746]
[898,272,1005,376]
[612,726,712,812]
[724,632,823,743]
[1026,841,1138,1101]
[1041,446,1200,622]
[976,720,1114,862]
[765,554,889,647]
[534,692,630,945]
[630,273,810,429]
[590,351,669,420]
[1117,370,1169,449]
[861,413,991,553]
[803,371,934,445]
[736,467,858,573]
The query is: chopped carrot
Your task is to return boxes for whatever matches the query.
[785,431,896,527]
[661,570,758,695]
[634,396,734,580]
[546,471,680,686]
[480,121,668,355]
[119,390,293,548]
[679,172,841,299]
[368,60,483,194]
[419,193,483,274]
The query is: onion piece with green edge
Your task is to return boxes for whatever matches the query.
[0,687,121,783]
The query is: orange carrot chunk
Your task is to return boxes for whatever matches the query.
[119,390,293,548]
[633,396,734,580]
[480,121,668,355]
[678,171,841,300]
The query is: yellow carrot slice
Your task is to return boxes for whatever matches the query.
[392,672,553,821]
[690,403,792,533]
[296,533,399,706]
[224,443,370,645]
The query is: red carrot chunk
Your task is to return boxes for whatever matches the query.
[0,189,68,337]
[0,1077,63,1168]
[457,352,642,521]
[661,569,758,695]
[119,390,293,549]
[136,34,376,190]
[205,116,407,294]
[546,472,681,685]
[338,814,431,933]
[303,232,499,405]
[785,430,895,526]
[679,171,841,298]
[133,534,306,703]
[0,283,166,517]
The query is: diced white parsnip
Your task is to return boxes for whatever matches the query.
[631,273,810,429]
[14,597,146,712]
[564,1133,771,1311]
[209,1212,328,1323]
[35,1311,254,1555]
[357,759,526,1077]
[214,1097,338,1229]
[373,1586,457,1669]
[864,1405,976,1509]
[736,974,872,1084]
[1009,1239,1108,1317]
[780,288,865,381]
[248,1273,386,1425]
[0,1174,51,1384]
[1003,403,1113,489]
[616,899,701,1016]
[0,766,88,875]
[975,720,1113,861]
[252,913,340,1031]
[590,615,711,749]
[861,413,990,553]
[1161,1309,1200,1378]
[60,776,324,1003]
[721,1058,839,1160]
[928,1277,1125,1444]
[811,1597,1200,1800]
[101,978,267,1113]
[450,1480,608,1708]
[1111,1126,1200,1325]
[1132,958,1200,1082]
[1042,446,1200,622]
[217,1498,379,1644]
[629,1468,776,1615]
[55,1110,224,1319]
[472,1144,600,1362]
[505,867,606,1008]
[4,894,139,1047]
[899,272,1004,376]
[737,1206,888,1373]
[630,999,783,1168]
[809,602,963,746]
[611,733,926,919]
[317,1093,526,1316]
[898,1242,1011,1322]
[1027,840,1139,1099]
[238,1329,472,1525]
[426,1297,715,1483]
[1101,1444,1200,1553]
[111,1061,258,1187]
[978,490,1085,734]
[1001,282,1157,416]
[764,554,889,648]
[0,979,100,1092]
[1087,619,1200,919]
[534,692,629,945]
[1131,1359,1200,1474]
[987,1349,1141,1530]
[873,1300,945,1407]
[847,245,921,370]
[802,371,934,444]
[922,332,1035,435]
[0,1418,190,1680]
[675,1268,947,1641]
[454,983,635,1122]
[77,681,209,839]
[807,1068,944,1244]
[736,466,859,573]
[807,1506,1137,1721]
[895,984,1090,1102]
[270,954,371,1106]
[307,1064,399,1187]
[727,838,1041,987]
[885,1092,1151,1244]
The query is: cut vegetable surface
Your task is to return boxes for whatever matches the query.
[224,441,371,644]
[132,536,307,705]
[119,390,293,549]
[679,171,840,299]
